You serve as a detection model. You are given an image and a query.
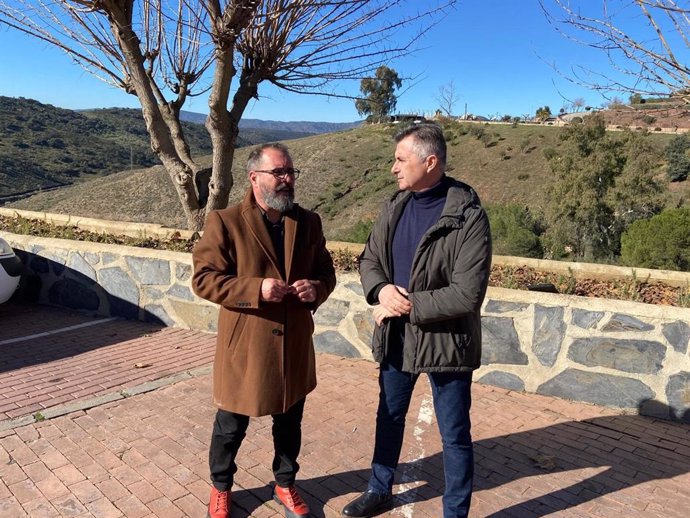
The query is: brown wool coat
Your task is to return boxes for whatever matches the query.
[192,189,336,417]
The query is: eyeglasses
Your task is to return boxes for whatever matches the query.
[253,167,301,180]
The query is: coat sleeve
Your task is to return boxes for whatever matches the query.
[308,213,337,311]
[409,207,492,325]
[191,211,263,309]
[358,204,392,306]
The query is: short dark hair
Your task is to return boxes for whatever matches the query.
[394,122,446,169]
[247,142,291,172]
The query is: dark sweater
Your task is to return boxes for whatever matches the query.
[392,180,449,289]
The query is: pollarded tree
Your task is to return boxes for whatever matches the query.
[0,1,455,230]
[541,1,690,101]
[355,66,402,123]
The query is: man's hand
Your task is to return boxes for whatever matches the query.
[378,284,412,317]
[291,279,317,303]
[261,278,290,302]
[372,305,397,326]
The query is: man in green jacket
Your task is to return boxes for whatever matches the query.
[342,123,492,518]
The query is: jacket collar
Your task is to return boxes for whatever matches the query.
[240,188,299,281]
[387,175,480,228]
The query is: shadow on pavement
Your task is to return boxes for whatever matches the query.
[0,301,165,374]
[229,407,690,517]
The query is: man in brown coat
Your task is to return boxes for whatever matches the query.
[192,143,336,518]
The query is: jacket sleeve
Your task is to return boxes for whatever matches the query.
[191,211,263,309]
[308,213,337,311]
[358,204,392,305]
[409,207,492,325]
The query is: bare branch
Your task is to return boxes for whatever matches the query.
[540,0,690,100]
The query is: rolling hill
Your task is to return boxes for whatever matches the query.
[6,103,690,241]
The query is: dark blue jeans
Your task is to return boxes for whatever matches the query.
[368,362,474,518]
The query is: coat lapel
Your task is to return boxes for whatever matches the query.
[284,207,298,282]
[240,189,283,278]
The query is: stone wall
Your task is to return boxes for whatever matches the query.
[5,231,690,422]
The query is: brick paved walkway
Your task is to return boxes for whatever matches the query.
[1,303,690,517]
[0,303,215,422]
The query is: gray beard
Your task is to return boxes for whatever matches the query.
[262,186,294,213]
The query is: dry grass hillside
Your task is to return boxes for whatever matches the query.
[9,119,690,240]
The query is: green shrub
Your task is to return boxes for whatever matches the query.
[341,219,374,244]
[542,147,557,160]
[468,125,486,139]
[620,208,690,271]
[486,203,543,258]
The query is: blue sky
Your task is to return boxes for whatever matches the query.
[0,1,639,122]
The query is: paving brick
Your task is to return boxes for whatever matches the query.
[23,497,59,517]
[0,496,27,517]
[50,494,88,517]
[53,464,87,486]
[9,479,42,505]
[38,449,70,470]
[69,479,103,504]
[85,496,124,518]
[127,479,164,504]
[147,496,185,518]
[173,493,206,517]
[0,462,28,486]
[114,494,149,518]
[35,473,70,500]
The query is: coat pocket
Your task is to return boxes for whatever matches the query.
[416,321,468,368]
[223,312,248,357]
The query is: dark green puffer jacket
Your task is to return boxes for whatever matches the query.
[359,175,492,373]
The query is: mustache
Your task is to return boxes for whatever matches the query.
[276,185,294,194]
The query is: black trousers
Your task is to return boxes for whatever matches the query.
[209,398,306,491]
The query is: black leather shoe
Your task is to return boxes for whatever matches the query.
[342,491,392,517]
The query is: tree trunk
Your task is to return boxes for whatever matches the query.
[107,7,204,230]
[205,44,237,215]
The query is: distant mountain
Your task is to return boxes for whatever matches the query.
[179,110,361,134]
[0,97,314,199]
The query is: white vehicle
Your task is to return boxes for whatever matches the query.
[0,236,21,303]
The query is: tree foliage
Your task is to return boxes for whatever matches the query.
[486,203,543,258]
[542,114,665,261]
[665,134,690,182]
[541,1,690,100]
[535,106,552,121]
[0,0,455,230]
[621,208,690,271]
[355,66,403,123]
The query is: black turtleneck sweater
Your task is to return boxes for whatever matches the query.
[392,180,449,289]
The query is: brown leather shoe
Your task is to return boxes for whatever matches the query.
[273,485,310,517]
[207,487,230,518]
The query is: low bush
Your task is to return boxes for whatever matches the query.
[620,208,690,270]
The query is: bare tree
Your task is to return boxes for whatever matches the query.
[0,0,456,230]
[571,97,586,112]
[540,1,690,102]
[435,79,459,117]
